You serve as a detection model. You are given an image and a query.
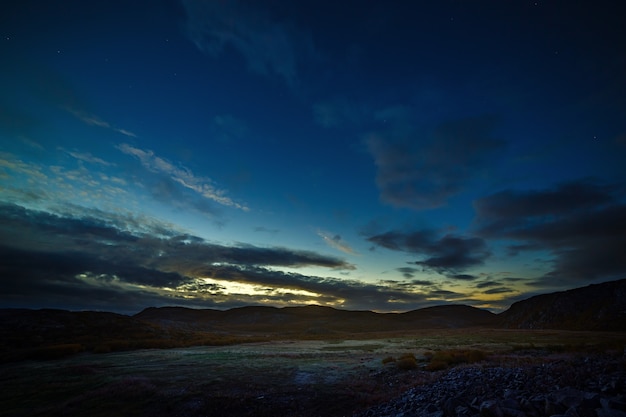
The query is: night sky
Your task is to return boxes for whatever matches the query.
[1,0,625,314]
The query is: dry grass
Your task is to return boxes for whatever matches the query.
[424,348,488,371]
[2,332,625,417]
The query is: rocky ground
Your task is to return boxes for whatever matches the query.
[3,339,626,417]
[355,352,626,417]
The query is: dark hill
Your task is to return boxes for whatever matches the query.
[399,305,499,328]
[134,304,498,334]
[0,308,171,361]
[2,278,625,362]
[498,278,626,331]
[0,308,156,346]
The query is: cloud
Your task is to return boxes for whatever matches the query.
[475,280,500,289]
[366,115,504,210]
[69,109,137,137]
[212,114,248,142]
[63,149,114,166]
[254,226,279,234]
[317,229,357,255]
[0,151,131,209]
[0,203,481,313]
[483,287,515,294]
[368,228,490,274]
[0,203,354,273]
[396,267,418,279]
[117,143,248,211]
[0,152,48,183]
[2,57,135,139]
[19,137,45,151]
[474,179,626,284]
[448,274,478,281]
[181,0,314,88]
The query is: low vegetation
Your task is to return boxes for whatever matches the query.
[396,353,418,370]
[381,348,489,371]
[424,348,488,371]
[0,331,268,362]
[2,330,625,417]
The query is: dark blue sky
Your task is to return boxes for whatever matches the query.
[1,0,625,313]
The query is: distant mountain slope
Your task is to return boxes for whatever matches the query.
[2,279,625,362]
[0,308,157,346]
[498,278,626,331]
[134,304,498,334]
[399,304,499,328]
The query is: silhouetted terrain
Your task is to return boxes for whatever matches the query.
[1,278,625,362]
[134,303,498,334]
[498,278,626,331]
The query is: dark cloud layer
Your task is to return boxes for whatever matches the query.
[0,204,452,313]
[474,179,626,284]
[0,204,348,268]
[368,229,490,274]
[366,116,503,210]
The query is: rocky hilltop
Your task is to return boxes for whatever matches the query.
[498,278,626,331]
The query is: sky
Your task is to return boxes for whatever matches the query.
[1,0,625,314]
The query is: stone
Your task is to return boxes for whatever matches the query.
[545,398,567,416]
[607,399,626,412]
[443,397,466,417]
[502,407,526,417]
[596,409,626,417]
[501,398,522,411]
[480,400,504,417]
[554,388,585,409]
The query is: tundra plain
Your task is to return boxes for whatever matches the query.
[2,328,625,417]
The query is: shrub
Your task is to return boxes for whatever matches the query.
[425,349,488,371]
[381,356,396,365]
[425,359,448,371]
[467,349,487,362]
[396,353,417,370]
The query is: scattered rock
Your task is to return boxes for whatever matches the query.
[355,354,626,417]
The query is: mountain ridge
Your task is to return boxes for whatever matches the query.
[1,278,625,361]
[133,278,626,332]
[498,278,626,331]
[134,303,498,333]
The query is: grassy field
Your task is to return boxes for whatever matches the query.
[1,329,625,417]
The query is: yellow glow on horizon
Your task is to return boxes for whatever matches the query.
[186,277,323,298]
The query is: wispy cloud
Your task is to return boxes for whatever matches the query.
[366,115,504,210]
[117,143,248,211]
[317,229,358,255]
[212,114,248,142]
[63,149,114,166]
[69,109,137,137]
[254,226,279,234]
[181,0,315,88]
[0,152,48,182]
[19,137,44,151]
[0,151,131,211]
